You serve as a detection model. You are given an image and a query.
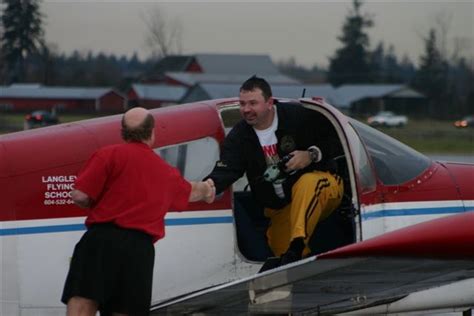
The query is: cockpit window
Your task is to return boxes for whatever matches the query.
[350,119,431,185]
[345,124,376,192]
[154,137,219,181]
[220,106,241,128]
[219,105,241,136]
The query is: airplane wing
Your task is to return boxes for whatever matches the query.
[151,212,474,315]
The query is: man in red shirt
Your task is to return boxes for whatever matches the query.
[62,107,215,316]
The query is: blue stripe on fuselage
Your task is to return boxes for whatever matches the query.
[2,207,471,236]
[0,216,234,236]
[362,206,467,220]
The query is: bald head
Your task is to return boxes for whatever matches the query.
[123,107,150,129]
[121,107,155,145]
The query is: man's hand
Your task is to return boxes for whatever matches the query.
[204,179,216,203]
[284,150,312,171]
[71,189,92,209]
[189,180,215,203]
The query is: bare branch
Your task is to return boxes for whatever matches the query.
[433,10,452,60]
[142,6,183,60]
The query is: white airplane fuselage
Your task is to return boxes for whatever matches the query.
[1,98,473,315]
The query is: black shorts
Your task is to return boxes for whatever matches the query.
[62,223,155,316]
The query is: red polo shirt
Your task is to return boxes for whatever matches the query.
[75,142,191,243]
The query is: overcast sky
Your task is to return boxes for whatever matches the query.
[42,1,474,68]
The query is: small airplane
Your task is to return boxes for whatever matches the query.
[0,96,473,315]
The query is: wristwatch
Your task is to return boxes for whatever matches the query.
[307,146,322,163]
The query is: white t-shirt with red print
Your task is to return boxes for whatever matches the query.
[254,109,285,198]
[254,108,279,165]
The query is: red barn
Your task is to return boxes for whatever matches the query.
[0,85,126,113]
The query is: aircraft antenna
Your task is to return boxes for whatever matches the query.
[301,88,306,98]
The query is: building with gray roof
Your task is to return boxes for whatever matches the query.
[181,82,425,116]
[163,72,298,87]
[142,53,300,85]
[181,83,336,104]
[0,85,125,112]
[127,84,188,108]
[331,84,426,116]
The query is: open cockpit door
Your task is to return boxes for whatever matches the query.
[218,98,361,263]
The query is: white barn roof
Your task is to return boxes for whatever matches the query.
[131,84,187,101]
[0,85,114,100]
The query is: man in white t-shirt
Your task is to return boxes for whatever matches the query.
[206,76,344,267]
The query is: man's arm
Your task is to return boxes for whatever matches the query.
[205,127,246,194]
[71,189,92,209]
[189,179,215,203]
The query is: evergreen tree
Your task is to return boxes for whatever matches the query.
[328,0,374,86]
[384,45,400,83]
[370,42,415,84]
[89,53,122,86]
[277,57,326,83]
[0,13,5,83]
[413,29,449,118]
[450,58,474,116]
[370,42,385,83]
[398,55,416,84]
[1,0,44,83]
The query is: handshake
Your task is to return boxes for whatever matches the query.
[190,178,216,204]
[202,179,216,203]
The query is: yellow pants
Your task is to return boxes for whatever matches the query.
[265,171,344,257]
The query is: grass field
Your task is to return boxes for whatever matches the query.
[372,120,473,154]
[0,113,102,134]
[1,113,100,125]
[1,113,473,155]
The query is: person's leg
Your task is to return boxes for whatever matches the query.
[62,229,106,312]
[265,186,317,265]
[265,171,343,263]
[265,205,292,257]
[290,171,343,256]
[66,296,98,316]
[108,229,155,316]
[62,225,123,315]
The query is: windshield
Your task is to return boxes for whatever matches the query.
[350,119,431,185]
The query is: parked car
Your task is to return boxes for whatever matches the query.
[24,110,60,130]
[367,111,408,127]
[454,115,474,128]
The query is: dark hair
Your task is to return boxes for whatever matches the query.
[240,75,272,100]
[121,113,155,142]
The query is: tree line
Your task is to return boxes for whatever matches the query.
[1,0,472,118]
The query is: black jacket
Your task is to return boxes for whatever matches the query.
[207,101,335,209]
